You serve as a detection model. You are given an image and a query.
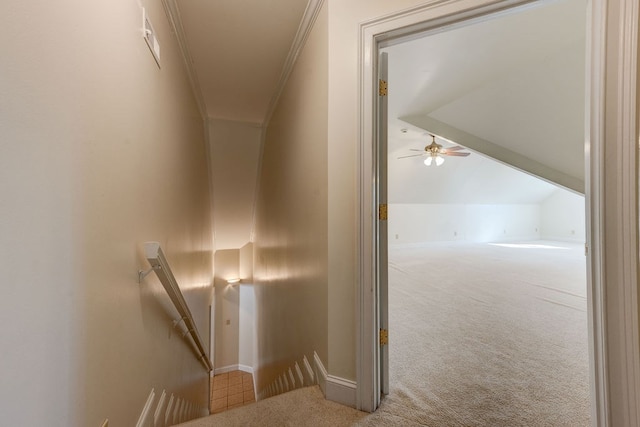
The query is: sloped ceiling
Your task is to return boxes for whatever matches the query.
[385,0,587,203]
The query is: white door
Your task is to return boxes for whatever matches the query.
[377,51,389,397]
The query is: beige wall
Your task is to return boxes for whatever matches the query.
[212,244,255,373]
[0,0,213,425]
[253,2,329,392]
[326,0,431,381]
[208,119,262,251]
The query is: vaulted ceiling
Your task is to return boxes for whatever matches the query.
[385,0,587,203]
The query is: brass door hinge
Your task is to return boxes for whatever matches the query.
[379,204,388,221]
[379,79,388,96]
[380,328,388,346]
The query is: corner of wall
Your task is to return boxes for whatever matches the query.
[313,351,328,396]
[313,351,357,408]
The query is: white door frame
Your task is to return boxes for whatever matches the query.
[356,0,640,425]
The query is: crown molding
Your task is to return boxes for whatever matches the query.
[161,0,208,120]
[262,0,325,127]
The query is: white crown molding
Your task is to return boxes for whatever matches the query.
[160,0,208,120]
[262,0,325,128]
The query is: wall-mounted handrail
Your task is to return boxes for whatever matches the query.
[140,242,213,372]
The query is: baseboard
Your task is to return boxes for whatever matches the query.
[214,364,254,375]
[238,364,254,374]
[540,236,585,244]
[303,354,315,385]
[313,351,327,396]
[135,388,207,426]
[326,375,357,408]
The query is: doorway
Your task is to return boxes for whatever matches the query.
[357,0,640,424]
[380,3,590,422]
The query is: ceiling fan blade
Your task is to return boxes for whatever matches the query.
[397,154,424,159]
[444,151,470,157]
[409,149,424,152]
[444,146,466,151]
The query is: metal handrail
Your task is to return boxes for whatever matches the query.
[139,242,213,372]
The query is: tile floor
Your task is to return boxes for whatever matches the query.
[210,371,256,414]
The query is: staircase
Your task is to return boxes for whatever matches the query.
[175,385,365,426]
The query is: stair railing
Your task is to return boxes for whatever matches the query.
[139,241,213,372]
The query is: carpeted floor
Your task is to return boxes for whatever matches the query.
[178,240,590,426]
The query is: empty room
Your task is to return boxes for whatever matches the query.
[379,0,591,424]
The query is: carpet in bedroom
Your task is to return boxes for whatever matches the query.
[179,240,590,426]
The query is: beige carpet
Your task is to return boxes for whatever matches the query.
[179,240,590,426]
[177,385,365,426]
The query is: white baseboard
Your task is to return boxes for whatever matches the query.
[136,388,207,426]
[540,235,585,244]
[295,362,304,387]
[311,352,357,408]
[238,364,254,374]
[313,351,327,396]
[326,375,357,408]
[214,364,254,375]
[303,354,315,385]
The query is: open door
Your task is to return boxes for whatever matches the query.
[377,52,389,397]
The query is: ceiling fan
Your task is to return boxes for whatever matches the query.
[398,134,470,166]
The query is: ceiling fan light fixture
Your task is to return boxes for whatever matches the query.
[424,156,432,166]
[435,155,445,166]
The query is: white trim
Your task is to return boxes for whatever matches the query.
[136,388,155,427]
[262,0,325,127]
[585,2,608,425]
[164,394,175,427]
[288,367,297,389]
[596,0,640,425]
[326,375,358,408]
[303,354,315,384]
[209,301,215,378]
[153,390,168,426]
[160,0,208,120]
[295,361,305,386]
[313,351,328,396]
[214,364,254,375]
[237,364,254,374]
[172,398,181,425]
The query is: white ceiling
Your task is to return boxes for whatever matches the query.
[177,0,309,123]
[385,0,587,203]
